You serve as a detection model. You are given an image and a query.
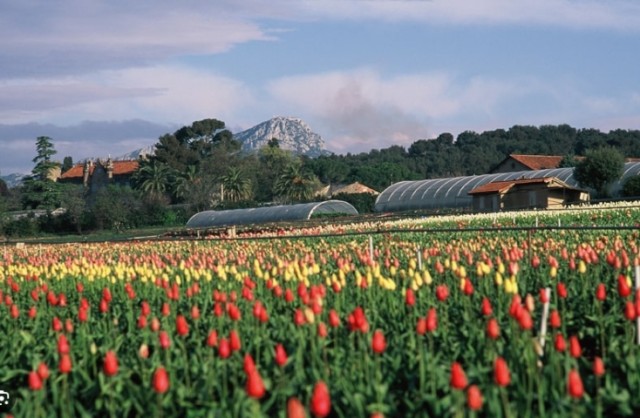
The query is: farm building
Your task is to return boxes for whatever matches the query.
[467,177,589,212]
[58,158,139,193]
[374,162,640,212]
[186,200,359,228]
[316,182,379,198]
[490,154,566,173]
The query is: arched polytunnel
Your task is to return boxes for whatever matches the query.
[186,200,359,228]
[374,162,640,212]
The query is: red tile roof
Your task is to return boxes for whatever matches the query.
[509,155,564,170]
[468,177,557,195]
[112,160,139,175]
[59,164,86,179]
[59,160,139,180]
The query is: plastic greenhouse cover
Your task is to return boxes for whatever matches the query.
[374,162,640,212]
[186,200,358,228]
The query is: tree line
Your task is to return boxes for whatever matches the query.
[1,120,640,237]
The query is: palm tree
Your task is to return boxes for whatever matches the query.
[220,167,252,202]
[274,163,318,203]
[173,165,199,201]
[134,161,172,198]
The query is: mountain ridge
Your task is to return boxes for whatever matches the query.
[233,116,329,157]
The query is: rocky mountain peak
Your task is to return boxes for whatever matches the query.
[233,116,328,157]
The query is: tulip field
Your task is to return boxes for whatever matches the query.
[1,204,640,417]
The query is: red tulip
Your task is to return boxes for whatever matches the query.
[28,371,43,390]
[229,330,241,352]
[275,344,288,367]
[150,317,161,332]
[317,322,328,338]
[10,304,19,319]
[618,274,631,298]
[245,369,266,399]
[137,315,147,329]
[435,285,449,302]
[57,334,70,355]
[347,307,368,333]
[99,299,109,313]
[243,354,256,375]
[538,288,549,304]
[463,278,474,296]
[140,301,151,317]
[517,310,533,330]
[52,316,63,332]
[152,366,170,394]
[103,351,118,377]
[554,333,566,352]
[416,317,427,335]
[161,302,171,317]
[28,306,37,319]
[624,301,637,321]
[328,309,340,328]
[450,362,467,390]
[426,308,438,333]
[37,362,49,381]
[176,314,189,336]
[310,381,331,418]
[190,305,200,320]
[557,282,567,299]
[466,384,483,411]
[287,397,307,418]
[159,331,171,350]
[59,354,72,374]
[549,310,561,328]
[494,357,511,386]
[218,338,231,359]
[481,297,493,316]
[78,307,88,323]
[285,289,294,303]
[595,283,606,301]
[569,336,582,358]
[371,330,387,354]
[405,288,415,307]
[294,309,306,326]
[593,357,605,377]
[567,369,584,399]
[486,318,500,340]
[207,330,218,348]
[102,288,112,303]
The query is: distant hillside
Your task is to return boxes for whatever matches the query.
[114,144,156,161]
[234,116,329,157]
[1,173,27,188]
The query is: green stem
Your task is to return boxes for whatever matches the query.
[500,387,512,418]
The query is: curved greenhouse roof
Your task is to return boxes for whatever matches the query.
[374,162,640,212]
[186,200,359,228]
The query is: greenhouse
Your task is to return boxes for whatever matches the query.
[374,162,640,212]
[186,200,359,228]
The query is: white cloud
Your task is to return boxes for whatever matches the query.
[266,68,537,149]
[0,66,256,126]
[296,0,640,30]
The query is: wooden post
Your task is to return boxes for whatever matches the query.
[417,247,423,271]
[539,287,551,351]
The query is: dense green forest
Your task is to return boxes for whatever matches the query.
[303,125,640,192]
[2,121,640,237]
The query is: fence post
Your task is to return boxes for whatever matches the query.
[539,287,551,351]
[369,235,374,262]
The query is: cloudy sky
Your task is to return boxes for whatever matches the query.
[1,0,639,174]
